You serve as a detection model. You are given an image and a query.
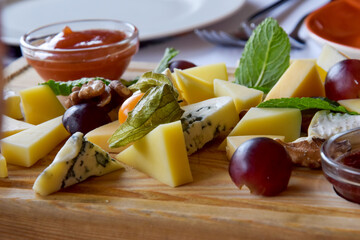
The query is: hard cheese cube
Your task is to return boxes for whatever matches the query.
[213,79,263,114]
[226,135,285,160]
[0,154,8,178]
[3,91,23,120]
[183,63,228,82]
[1,116,70,167]
[316,44,348,82]
[265,59,325,100]
[220,107,301,149]
[116,120,193,187]
[20,85,65,125]
[338,99,360,113]
[1,115,34,138]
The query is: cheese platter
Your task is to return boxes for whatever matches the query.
[1,57,360,240]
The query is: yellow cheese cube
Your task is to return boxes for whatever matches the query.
[220,107,301,149]
[174,69,214,104]
[183,63,228,82]
[20,85,65,125]
[116,121,193,187]
[226,135,285,160]
[1,115,34,138]
[213,79,263,114]
[1,116,70,167]
[85,120,127,153]
[316,44,348,82]
[265,60,325,101]
[338,99,360,113]
[3,91,23,120]
[0,154,8,178]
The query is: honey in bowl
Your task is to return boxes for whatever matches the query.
[20,19,139,82]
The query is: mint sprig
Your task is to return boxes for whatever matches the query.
[258,97,358,115]
[235,18,290,93]
[154,47,179,74]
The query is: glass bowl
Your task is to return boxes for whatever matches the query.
[20,19,139,82]
[321,127,360,204]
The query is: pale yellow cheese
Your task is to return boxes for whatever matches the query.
[316,44,348,82]
[1,115,34,138]
[183,63,228,82]
[338,99,360,113]
[116,121,193,187]
[265,60,325,101]
[219,107,301,149]
[1,116,70,167]
[20,85,65,125]
[85,120,127,153]
[3,91,23,120]
[226,135,285,160]
[173,69,214,104]
[0,154,8,178]
[213,79,263,114]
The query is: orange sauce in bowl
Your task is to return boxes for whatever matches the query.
[24,26,138,82]
[305,0,360,48]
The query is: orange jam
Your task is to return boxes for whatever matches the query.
[306,0,360,48]
[25,26,138,82]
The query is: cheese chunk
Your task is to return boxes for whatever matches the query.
[33,132,123,196]
[3,90,23,120]
[1,116,70,167]
[174,69,214,104]
[308,110,360,139]
[1,115,34,138]
[20,85,65,124]
[85,120,127,153]
[220,107,301,149]
[265,60,325,100]
[338,99,360,113]
[226,135,285,160]
[183,63,228,82]
[0,154,8,178]
[316,44,348,82]
[181,96,239,155]
[116,121,193,187]
[213,79,263,114]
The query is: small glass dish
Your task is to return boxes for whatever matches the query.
[20,19,139,82]
[321,127,360,204]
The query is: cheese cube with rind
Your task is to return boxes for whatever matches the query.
[0,154,8,178]
[115,121,193,187]
[1,115,34,138]
[265,60,325,100]
[1,116,70,167]
[213,79,263,114]
[226,135,285,160]
[20,85,65,125]
[181,96,239,155]
[220,107,302,149]
[33,132,123,196]
[316,44,348,82]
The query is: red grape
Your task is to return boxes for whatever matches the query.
[168,60,196,72]
[325,59,360,101]
[229,137,292,196]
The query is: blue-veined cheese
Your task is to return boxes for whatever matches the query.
[181,96,239,155]
[33,132,123,196]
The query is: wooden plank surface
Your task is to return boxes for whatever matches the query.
[1,58,360,240]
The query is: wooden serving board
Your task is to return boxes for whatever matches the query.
[1,58,360,240]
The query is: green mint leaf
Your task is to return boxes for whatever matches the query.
[258,97,358,115]
[153,47,179,73]
[108,84,184,148]
[235,18,290,93]
[40,77,112,96]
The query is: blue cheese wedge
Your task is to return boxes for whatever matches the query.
[181,96,239,155]
[308,110,360,139]
[33,132,123,196]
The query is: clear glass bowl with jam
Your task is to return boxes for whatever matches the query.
[20,19,139,81]
[321,127,360,204]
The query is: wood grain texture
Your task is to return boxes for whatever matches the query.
[1,58,360,240]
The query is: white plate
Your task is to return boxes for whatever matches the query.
[1,0,245,46]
